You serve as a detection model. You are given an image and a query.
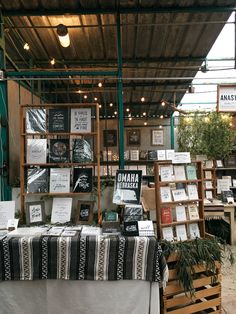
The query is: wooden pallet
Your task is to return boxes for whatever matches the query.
[162,254,221,314]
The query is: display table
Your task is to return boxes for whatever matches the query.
[0,234,167,314]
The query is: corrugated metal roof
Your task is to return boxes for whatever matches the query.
[1,0,235,118]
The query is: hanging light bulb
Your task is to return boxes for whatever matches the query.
[83,95,88,99]
[129,117,132,121]
[23,43,30,50]
[50,58,56,65]
[57,24,70,48]
[126,108,130,112]
[144,122,147,126]
[94,97,98,101]
[98,82,103,88]
[99,104,102,108]
[114,111,118,115]
[161,101,165,106]
[78,90,82,94]
[160,115,164,119]
[109,103,113,107]
[143,112,146,116]
[141,97,145,102]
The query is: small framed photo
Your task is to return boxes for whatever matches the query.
[151,129,164,146]
[127,129,141,146]
[103,129,117,147]
[76,201,94,224]
[26,201,45,226]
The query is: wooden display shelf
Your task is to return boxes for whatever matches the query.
[159,179,201,186]
[23,192,92,196]
[160,219,204,227]
[24,162,97,167]
[160,199,202,205]
[23,131,97,136]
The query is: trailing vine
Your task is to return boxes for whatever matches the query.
[161,237,234,297]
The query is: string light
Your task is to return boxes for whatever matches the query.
[99,104,102,108]
[129,117,132,121]
[78,90,82,94]
[159,125,163,129]
[144,122,147,126]
[114,111,118,115]
[161,101,165,106]
[84,95,88,99]
[23,43,30,50]
[160,115,164,119]
[141,97,145,102]
[109,103,113,107]
[98,82,102,88]
[143,112,146,116]
[94,97,98,101]
[50,58,56,65]
[126,108,130,112]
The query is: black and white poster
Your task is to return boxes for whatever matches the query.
[113,170,142,205]
[27,168,49,193]
[70,108,91,133]
[26,108,46,133]
[49,139,70,163]
[72,138,93,163]
[73,168,93,193]
[48,108,69,133]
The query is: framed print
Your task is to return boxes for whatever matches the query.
[127,129,141,146]
[76,201,94,224]
[103,129,117,147]
[26,201,45,226]
[151,129,164,146]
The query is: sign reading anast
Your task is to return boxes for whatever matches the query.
[217,84,236,112]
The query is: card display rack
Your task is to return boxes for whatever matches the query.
[154,161,205,241]
[20,103,101,220]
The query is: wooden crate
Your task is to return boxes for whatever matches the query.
[162,254,221,314]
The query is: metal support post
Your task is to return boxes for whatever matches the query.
[170,114,175,149]
[0,13,11,200]
[116,13,125,169]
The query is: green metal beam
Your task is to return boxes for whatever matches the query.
[117,13,124,170]
[2,6,236,16]
[9,57,235,67]
[7,70,117,78]
[0,12,11,201]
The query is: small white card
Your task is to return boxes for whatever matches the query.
[160,165,173,182]
[160,186,172,203]
[175,205,187,221]
[172,152,191,164]
[0,201,15,229]
[7,219,19,230]
[187,184,199,200]
[138,220,155,236]
[176,224,188,241]
[51,197,72,224]
[189,223,200,239]
[157,150,166,161]
[217,178,230,194]
[174,165,186,181]
[172,189,188,202]
[162,226,174,241]
[166,149,175,161]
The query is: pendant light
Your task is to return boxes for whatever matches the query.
[57,24,70,48]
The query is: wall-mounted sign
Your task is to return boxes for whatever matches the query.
[217,84,236,112]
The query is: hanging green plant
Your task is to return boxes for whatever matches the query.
[177,111,234,159]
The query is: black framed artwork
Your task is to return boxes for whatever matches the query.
[26,201,45,226]
[103,130,117,147]
[76,200,94,224]
[127,129,141,146]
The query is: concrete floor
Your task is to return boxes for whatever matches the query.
[221,227,236,313]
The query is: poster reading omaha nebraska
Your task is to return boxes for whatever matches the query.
[113,170,142,205]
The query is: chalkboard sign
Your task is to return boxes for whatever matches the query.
[76,201,94,224]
